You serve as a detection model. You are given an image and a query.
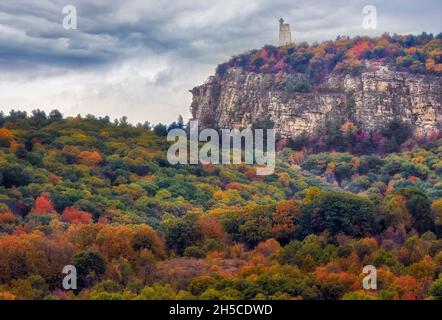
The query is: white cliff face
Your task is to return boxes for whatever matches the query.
[190,63,442,137]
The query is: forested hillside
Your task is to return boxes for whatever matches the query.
[1,110,442,300]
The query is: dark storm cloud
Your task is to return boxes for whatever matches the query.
[0,0,441,123]
[1,0,441,70]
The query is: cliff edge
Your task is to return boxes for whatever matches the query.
[190,34,442,138]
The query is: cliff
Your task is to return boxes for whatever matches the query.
[190,62,442,138]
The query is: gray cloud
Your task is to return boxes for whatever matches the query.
[0,0,441,124]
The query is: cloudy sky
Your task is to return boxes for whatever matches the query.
[0,0,441,125]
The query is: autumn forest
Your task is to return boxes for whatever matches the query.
[0,109,442,300]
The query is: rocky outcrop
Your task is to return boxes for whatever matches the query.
[190,62,442,138]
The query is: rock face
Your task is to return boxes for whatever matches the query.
[190,62,442,138]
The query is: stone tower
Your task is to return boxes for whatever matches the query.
[279,18,292,46]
